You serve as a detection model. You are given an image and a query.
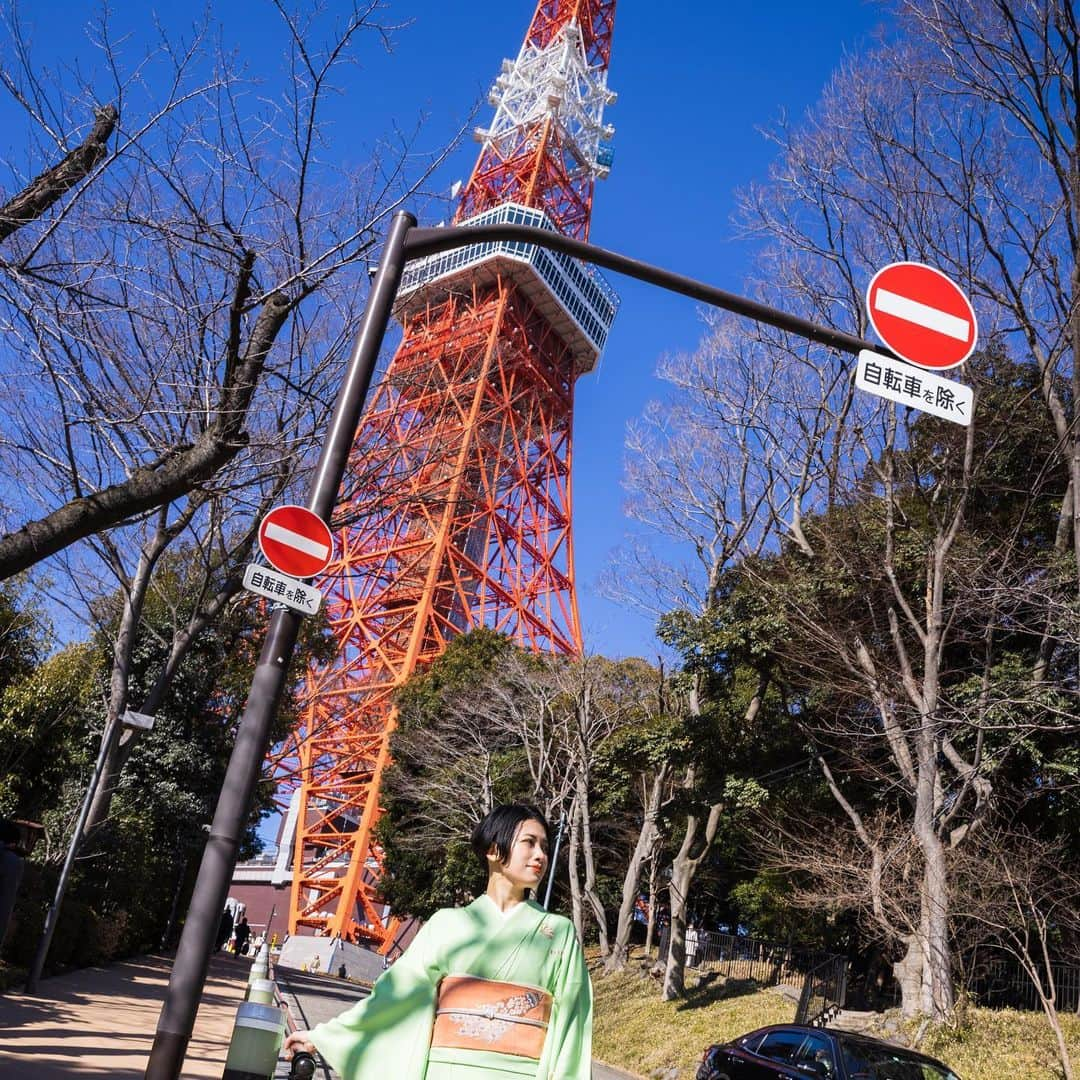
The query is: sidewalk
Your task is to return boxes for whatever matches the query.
[0,952,249,1078]
[0,950,642,1080]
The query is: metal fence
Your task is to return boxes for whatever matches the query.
[657,926,848,1023]
[795,955,849,1026]
[967,955,1080,1013]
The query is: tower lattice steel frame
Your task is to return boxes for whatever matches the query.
[271,0,619,948]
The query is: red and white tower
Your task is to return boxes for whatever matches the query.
[273,0,619,948]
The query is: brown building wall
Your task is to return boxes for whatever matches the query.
[227,881,298,939]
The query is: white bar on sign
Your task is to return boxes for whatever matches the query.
[874,288,970,342]
[265,521,329,560]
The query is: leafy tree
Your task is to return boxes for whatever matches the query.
[1,551,327,971]
[0,642,99,829]
[619,0,1080,1024]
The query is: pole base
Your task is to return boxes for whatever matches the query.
[145,1029,190,1079]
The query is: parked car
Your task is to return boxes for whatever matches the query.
[697,1024,961,1080]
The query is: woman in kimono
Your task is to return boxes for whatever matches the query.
[283,804,592,1079]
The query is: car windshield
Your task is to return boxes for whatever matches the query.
[841,1040,960,1080]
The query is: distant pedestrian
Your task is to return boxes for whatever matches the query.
[215,906,234,952]
[284,803,593,1079]
[234,916,251,956]
[686,924,700,968]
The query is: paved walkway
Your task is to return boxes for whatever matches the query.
[0,952,640,1079]
[0,952,250,1078]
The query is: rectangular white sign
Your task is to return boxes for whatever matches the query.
[121,709,156,731]
[242,563,323,615]
[856,350,973,426]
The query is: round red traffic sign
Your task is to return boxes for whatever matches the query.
[258,505,334,579]
[866,262,977,370]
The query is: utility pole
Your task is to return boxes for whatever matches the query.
[26,718,119,993]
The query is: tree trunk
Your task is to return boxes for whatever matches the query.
[644,846,659,957]
[662,851,692,1000]
[83,523,175,834]
[574,774,609,956]
[922,832,954,1019]
[893,934,924,1019]
[662,799,723,1000]
[85,500,220,833]
[605,763,670,973]
[159,853,190,951]
[571,691,609,956]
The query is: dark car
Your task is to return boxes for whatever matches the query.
[697,1024,961,1080]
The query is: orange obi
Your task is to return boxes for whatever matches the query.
[431,975,553,1059]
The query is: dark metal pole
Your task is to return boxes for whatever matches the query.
[542,813,565,910]
[26,717,120,992]
[144,210,416,1080]
[403,223,898,361]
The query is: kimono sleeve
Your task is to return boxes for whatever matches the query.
[308,912,445,1080]
[539,921,593,1080]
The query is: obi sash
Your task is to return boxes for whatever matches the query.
[431,974,553,1059]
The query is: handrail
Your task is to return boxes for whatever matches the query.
[795,955,847,1027]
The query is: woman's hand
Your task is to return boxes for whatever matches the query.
[283,1030,317,1059]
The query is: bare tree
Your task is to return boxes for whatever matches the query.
[0,2,460,579]
[385,646,666,951]
[6,1,464,981]
[954,829,1080,1080]
[607,324,780,999]
[646,0,1080,1022]
[604,735,677,974]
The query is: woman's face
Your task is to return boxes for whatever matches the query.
[496,817,549,889]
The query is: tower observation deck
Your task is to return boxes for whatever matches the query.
[269,0,619,948]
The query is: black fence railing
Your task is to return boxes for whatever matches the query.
[795,955,849,1027]
[657,926,848,1022]
[967,955,1080,1013]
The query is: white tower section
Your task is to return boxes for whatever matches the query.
[478,20,618,181]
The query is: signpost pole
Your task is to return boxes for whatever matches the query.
[144,210,416,1080]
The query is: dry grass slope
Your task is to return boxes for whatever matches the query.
[591,963,1080,1080]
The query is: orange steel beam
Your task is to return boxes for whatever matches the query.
[272,0,617,947]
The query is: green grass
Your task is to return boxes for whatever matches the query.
[592,961,793,1077]
[590,957,1080,1079]
[919,1004,1080,1080]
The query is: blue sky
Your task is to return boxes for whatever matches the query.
[4,0,891,659]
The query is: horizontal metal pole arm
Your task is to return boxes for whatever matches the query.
[403,223,894,359]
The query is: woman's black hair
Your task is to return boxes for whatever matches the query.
[471,804,550,871]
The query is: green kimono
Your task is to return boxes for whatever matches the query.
[309,895,592,1080]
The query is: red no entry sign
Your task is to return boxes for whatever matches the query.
[867,262,977,371]
[258,505,333,579]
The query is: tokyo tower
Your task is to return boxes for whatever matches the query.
[274,0,619,948]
